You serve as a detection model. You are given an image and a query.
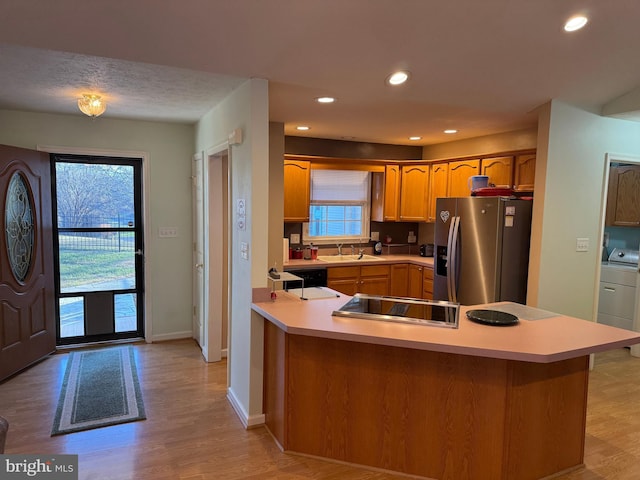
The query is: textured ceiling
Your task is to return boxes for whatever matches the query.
[0,0,639,145]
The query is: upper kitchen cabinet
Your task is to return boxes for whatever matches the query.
[514,153,536,192]
[606,164,640,227]
[428,162,448,222]
[448,159,480,197]
[399,165,430,221]
[481,156,513,188]
[371,165,401,222]
[284,158,311,222]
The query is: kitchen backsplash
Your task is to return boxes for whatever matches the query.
[284,221,422,250]
[605,226,640,254]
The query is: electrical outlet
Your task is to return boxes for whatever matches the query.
[290,233,300,244]
[371,231,380,241]
[576,238,589,252]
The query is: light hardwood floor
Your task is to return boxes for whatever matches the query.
[1,339,639,480]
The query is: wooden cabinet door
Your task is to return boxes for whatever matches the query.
[423,266,434,300]
[407,264,423,298]
[359,265,390,296]
[448,159,480,197]
[283,159,310,222]
[606,165,640,227]
[399,165,429,221]
[390,263,409,297]
[371,165,400,222]
[481,156,513,188]
[514,154,536,192]
[327,266,360,295]
[428,163,448,222]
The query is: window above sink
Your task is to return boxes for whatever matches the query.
[302,170,371,245]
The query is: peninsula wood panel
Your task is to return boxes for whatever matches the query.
[263,323,589,480]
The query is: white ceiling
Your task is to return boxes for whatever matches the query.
[1,0,639,146]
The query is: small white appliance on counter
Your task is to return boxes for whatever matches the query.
[598,248,639,330]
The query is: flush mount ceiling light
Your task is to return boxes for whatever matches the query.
[78,94,106,118]
[564,15,588,32]
[444,129,458,134]
[387,71,409,86]
[296,125,310,131]
[316,96,335,104]
[408,136,422,141]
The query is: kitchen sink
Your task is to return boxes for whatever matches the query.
[316,254,382,262]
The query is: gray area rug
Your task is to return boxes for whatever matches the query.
[51,346,146,436]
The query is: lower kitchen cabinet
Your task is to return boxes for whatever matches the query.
[390,264,409,297]
[327,265,390,296]
[408,264,424,298]
[423,266,434,299]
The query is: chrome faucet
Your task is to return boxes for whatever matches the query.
[336,243,343,255]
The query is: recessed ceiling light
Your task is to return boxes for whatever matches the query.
[444,129,458,134]
[564,15,588,32]
[387,71,409,86]
[296,126,310,131]
[409,136,422,141]
[316,96,335,104]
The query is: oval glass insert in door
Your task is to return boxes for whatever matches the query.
[5,172,35,283]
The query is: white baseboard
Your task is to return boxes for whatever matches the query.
[227,387,265,429]
[150,331,193,342]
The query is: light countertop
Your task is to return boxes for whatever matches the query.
[252,292,640,363]
[284,254,434,269]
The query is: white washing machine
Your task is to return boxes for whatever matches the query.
[598,248,639,330]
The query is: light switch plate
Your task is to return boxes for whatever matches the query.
[159,227,178,238]
[371,231,380,241]
[290,233,300,244]
[576,237,589,252]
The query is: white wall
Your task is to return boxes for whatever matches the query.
[529,100,640,319]
[0,109,195,339]
[195,78,270,427]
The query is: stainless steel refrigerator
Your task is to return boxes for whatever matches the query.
[433,197,533,305]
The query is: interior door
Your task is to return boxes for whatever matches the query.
[192,153,204,349]
[0,144,56,381]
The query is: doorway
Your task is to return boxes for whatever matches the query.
[193,146,230,362]
[51,154,145,345]
[598,153,640,356]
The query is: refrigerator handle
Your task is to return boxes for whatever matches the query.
[449,216,460,303]
[446,216,457,302]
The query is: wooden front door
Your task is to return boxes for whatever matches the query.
[0,144,56,381]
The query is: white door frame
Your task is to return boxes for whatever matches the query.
[195,142,230,362]
[596,153,640,357]
[37,144,153,342]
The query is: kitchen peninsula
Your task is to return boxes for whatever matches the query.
[253,293,640,480]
